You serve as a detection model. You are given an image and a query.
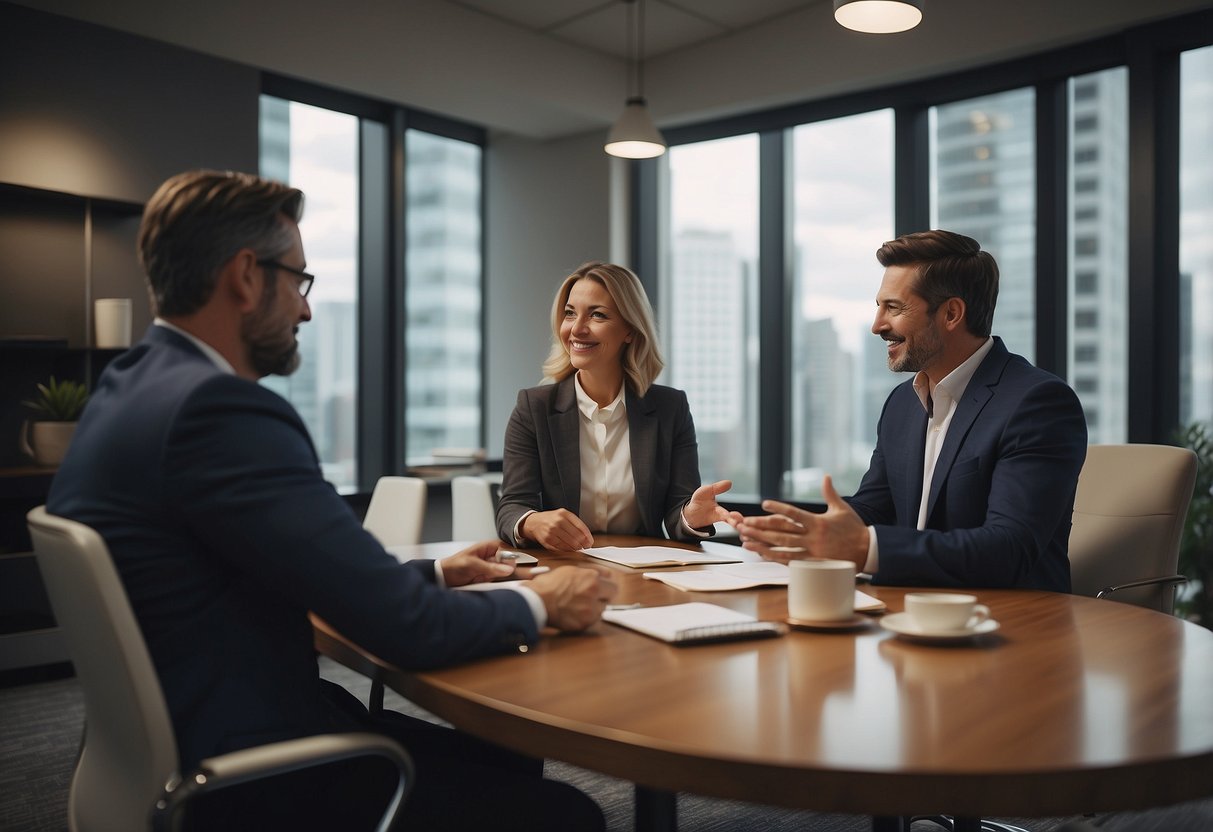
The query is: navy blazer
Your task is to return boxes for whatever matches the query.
[848,337,1087,591]
[49,326,537,769]
[496,377,708,543]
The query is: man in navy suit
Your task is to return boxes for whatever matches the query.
[48,170,614,830]
[738,230,1087,591]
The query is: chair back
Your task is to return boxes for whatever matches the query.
[27,506,179,832]
[1069,444,1198,613]
[363,476,427,546]
[451,476,499,540]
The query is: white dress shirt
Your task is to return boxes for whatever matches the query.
[864,337,994,573]
[574,374,641,533]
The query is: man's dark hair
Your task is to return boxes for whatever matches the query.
[137,170,304,317]
[876,229,999,338]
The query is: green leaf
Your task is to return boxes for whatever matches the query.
[21,376,89,422]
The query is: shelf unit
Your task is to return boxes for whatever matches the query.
[0,181,145,671]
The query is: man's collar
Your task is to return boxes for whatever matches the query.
[154,318,236,375]
[913,336,994,413]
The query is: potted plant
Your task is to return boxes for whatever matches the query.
[20,376,89,467]
[1176,422,1213,627]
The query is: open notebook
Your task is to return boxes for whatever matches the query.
[581,545,743,569]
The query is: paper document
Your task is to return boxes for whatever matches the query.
[642,563,886,611]
[581,545,743,569]
[603,602,786,645]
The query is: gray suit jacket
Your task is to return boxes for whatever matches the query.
[496,377,710,543]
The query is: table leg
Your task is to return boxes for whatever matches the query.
[634,785,677,832]
[871,817,911,832]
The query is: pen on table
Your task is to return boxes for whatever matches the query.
[606,603,642,611]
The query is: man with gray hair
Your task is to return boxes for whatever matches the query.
[49,169,612,830]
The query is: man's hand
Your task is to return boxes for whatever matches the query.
[438,541,515,586]
[735,475,868,570]
[522,509,594,551]
[528,565,618,631]
[682,479,744,529]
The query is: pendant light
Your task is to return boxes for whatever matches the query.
[833,0,923,34]
[605,0,666,159]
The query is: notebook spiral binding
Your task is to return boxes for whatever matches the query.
[671,621,788,646]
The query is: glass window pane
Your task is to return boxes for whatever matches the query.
[1068,66,1128,443]
[930,88,1036,361]
[1181,45,1213,428]
[405,130,483,462]
[259,97,360,492]
[788,110,894,499]
[662,135,760,497]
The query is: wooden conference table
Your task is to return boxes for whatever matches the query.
[313,537,1213,832]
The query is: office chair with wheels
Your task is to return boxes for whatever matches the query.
[1069,443,1198,613]
[363,476,428,547]
[27,506,413,832]
[451,475,499,540]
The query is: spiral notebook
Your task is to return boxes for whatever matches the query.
[602,602,787,646]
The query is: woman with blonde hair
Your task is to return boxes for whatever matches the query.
[496,261,738,550]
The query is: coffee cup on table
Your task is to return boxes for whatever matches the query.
[904,592,990,632]
[788,559,856,622]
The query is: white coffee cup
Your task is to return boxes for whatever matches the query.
[788,559,856,622]
[904,592,990,633]
[94,298,132,349]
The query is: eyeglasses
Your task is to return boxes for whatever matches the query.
[257,259,314,298]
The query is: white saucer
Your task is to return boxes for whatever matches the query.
[880,612,1000,643]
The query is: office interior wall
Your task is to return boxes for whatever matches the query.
[484,131,611,457]
[0,2,259,202]
[0,2,259,346]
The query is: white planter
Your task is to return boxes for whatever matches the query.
[20,420,77,467]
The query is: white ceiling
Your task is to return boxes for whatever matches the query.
[11,0,1213,140]
[449,0,822,59]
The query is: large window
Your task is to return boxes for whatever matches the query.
[788,110,895,499]
[405,130,483,462]
[260,85,487,492]
[662,135,760,496]
[1068,68,1128,442]
[645,11,1211,506]
[259,97,360,491]
[1181,45,1213,428]
[930,88,1036,361]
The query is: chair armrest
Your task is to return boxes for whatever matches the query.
[1096,574,1188,600]
[152,732,412,832]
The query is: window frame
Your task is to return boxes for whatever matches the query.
[261,74,488,492]
[635,8,1213,502]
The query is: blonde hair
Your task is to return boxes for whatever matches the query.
[541,262,665,397]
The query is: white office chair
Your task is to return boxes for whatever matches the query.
[451,475,500,540]
[27,506,412,832]
[1069,443,1198,613]
[363,476,427,547]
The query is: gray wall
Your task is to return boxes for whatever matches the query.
[0,2,259,346]
[484,130,613,457]
[0,2,615,464]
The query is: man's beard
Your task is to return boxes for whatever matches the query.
[242,292,300,377]
[887,323,943,374]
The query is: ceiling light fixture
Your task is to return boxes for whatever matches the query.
[833,0,923,34]
[605,0,666,159]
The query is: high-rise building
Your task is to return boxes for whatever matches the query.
[667,228,758,495]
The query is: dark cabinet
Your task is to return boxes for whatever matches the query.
[0,181,144,671]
